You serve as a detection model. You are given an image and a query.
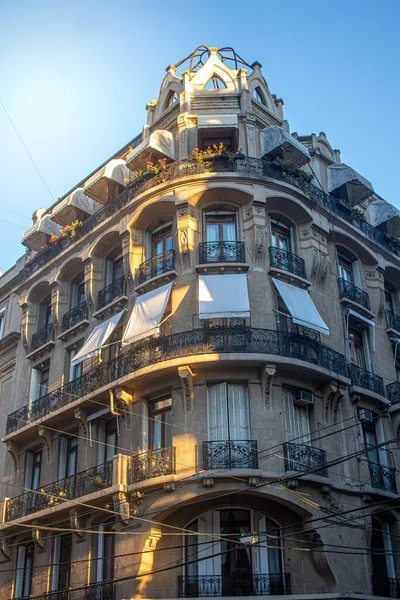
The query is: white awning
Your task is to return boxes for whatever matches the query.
[197,114,238,128]
[122,282,173,345]
[198,274,250,320]
[51,188,102,226]
[347,308,374,328]
[71,310,125,365]
[22,214,62,251]
[260,126,311,167]
[327,163,374,206]
[272,278,329,335]
[125,130,175,171]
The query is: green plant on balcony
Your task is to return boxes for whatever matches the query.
[192,142,235,165]
[134,158,168,182]
[90,474,106,488]
[349,207,367,224]
[40,488,68,507]
[275,157,314,185]
[385,233,400,251]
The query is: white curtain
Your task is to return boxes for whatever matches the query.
[207,383,229,440]
[283,390,310,444]
[227,383,250,440]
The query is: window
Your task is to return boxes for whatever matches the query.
[198,127,237,152]
[205,211,237,244]
[270,219,292,253]
[253,87,264,104]
[39,366,49,398]
[149,397,172,450]
[95,521,115,583]
[371,517,397,587]
[59,435,78,481]
[283,389,311,444]
[204,75,226,89]
[24,449,42,491]
[105,418,118,463]
[348,327,366,369]
[166,91,178,107]
[71,276,85,309]
[0,307,5,340]
[207,383,250,441]
[101,325,122,363]
[385,289,394,314]
[361,417,379,465]
[338,254,353,283]
[14,543,34,599]
[39,296,53,329]
[51,534,72,591]
[151,224,172,257]
[105,254,123,287]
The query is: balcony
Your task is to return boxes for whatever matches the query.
[9,593,70,600]
[97,276,127,310]
[199,241,245,264]
[387,381,400,404]
[6,327,347,435]
[178,573,291,597]
[4,461,113,521]
[203,440,258,470]
[372,576,400,599]
[283,442,328,478]
[31,323,55,351]
[61,300,89,333]
[386,309,400,334]
[86,581,115,600]
[135,249,175,288]
[368,461,397,494]
[348,363,385,398]
[130,446,175,483]
[338,278,371,313]
[269,246,306,280]
[276,313,321,342]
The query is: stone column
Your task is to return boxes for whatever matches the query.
[176,202,199,271]
[243,200,266,270]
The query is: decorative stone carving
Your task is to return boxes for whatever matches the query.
[178,366,195,412]
[114,491,131,524]
[32,527,46,550]
[318,381,346,423]
[130,491,144,517]
[254,226,264,268]
[74,407,88,439]
[0,536,11,560]
[6,441,20,477]
[69,508,86,538]
[38,427,52,464]
[262,364,276,409]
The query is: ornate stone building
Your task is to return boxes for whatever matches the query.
[0,45,400,600]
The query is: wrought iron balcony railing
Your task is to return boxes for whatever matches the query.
[5,461,113,521]
[98,277,126,309]
[135,249,175,286]
[276,313,321,342]
[19,156,400,285]
[269,246,306,279]
[386,309,400,332]
[199,241,245,264]
[31,322,54,350]
[61,300,88,332]
[368,461,397,493]
[203,440,258,470]
[386,381,400,404]
[86,581,115,600]
[372,576,400,599]
[178,573,291,597]
[131,446,175,482]
[348,363,385,397]
[283,442,328,477]
[8,592,70,600]
[338,278,370,311]
[6,327,347,434]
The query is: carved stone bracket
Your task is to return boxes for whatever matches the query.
[0,535,11,560]
[6,441,20,476]
[38,427,52,464]
[111,387,134,430]
[69,508,86,538]
[261,364,276,409]
[318,381,346,423]
[129,491,144,517]
[113,492,131,524]
[178,365,195,412]
[307,530,335,585]
[32,527,46,550]
[74,407,88,439]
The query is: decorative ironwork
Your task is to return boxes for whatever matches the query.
[203,440,258,470]
[31,323,54,350]
[348,363,385,397]
[283,442,328,477]
[199,241,245,264]
[7,327,347,434]
[61,301,88,332]
[368,462,397,493]
[131,446,175,482]
[386,309,400,332]
[178,574,291,597]
[338,278,370,311]
[5,461,113,521]
[19,157,400,285]
[276,313,321,342]
[372,576,400,598]
[12,593,71,600]
[386,381,400,404]
[135,250,175,286]
[86,581,115,600]
[269,246,306,279]
[98,277,126,309]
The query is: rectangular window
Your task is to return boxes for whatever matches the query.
[207,383,250,441]
[14,544,34,599]
[149,397,172,450]
[348,327,366,369]
[51,534,72,591]
[270,220,291,252]
[30,450,42,490]
[198,127,237,152]
[385,290,394,314]
[105,419,118,463]
[338,254,354,284]
[205,212,237,244]
[39,367,50,398]
[96,522,115,583]
[362,419,379,465]
[152,225,173,257]
[283,389,311,444]
[112,257,123,282]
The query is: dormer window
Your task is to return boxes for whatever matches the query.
[253,87,264,104]
[166,91,178,107]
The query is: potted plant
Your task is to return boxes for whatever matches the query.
[349,208,366,225]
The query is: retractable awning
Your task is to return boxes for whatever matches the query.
[22,214,62,251]
[327,163,374,206]
[260,126,310,167]
[367,198,400,237]
[122,282,173,345]
[51,188,102,226]
[272,278,329,335]
[71,310,125,365]
[198,274,250,320]
[125,130,175,171]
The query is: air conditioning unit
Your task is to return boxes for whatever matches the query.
[358,408,373,423]
[294,390,313,407]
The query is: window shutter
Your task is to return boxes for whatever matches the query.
[51,536,61,591]
[97,422,106,466]
[14,545,26,598]
[29,368,41,403]
[352,260,362,288]
[207,383,228,441]
[96,525,105,582]
[58,437,68,481]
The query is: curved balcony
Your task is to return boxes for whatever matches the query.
[269,246,306,279]
[61,300,88,332]
[199,241,245,264]
[4,461,113,521]
[178,573,291,597]
[368,461,397,493]
[31,323,54,351]
[283,442,328,477]
[6,327,347,435]
[338,278,371,312]
[203,440,258,470]
[130,446,175,482]
[98,276,126,309]
[385,309,400,334]
[135,249,175,287]
[348,363,385,398]
[387,381,400,404]
[19,157,400,284]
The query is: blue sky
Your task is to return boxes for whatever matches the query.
[1,0,399,272]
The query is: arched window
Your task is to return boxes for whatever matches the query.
[183,509,285,595]
[253,87,264,104]
[204,75,227,90]
[166,91,178,107]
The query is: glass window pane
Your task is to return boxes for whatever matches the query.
[150,414,162,449]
